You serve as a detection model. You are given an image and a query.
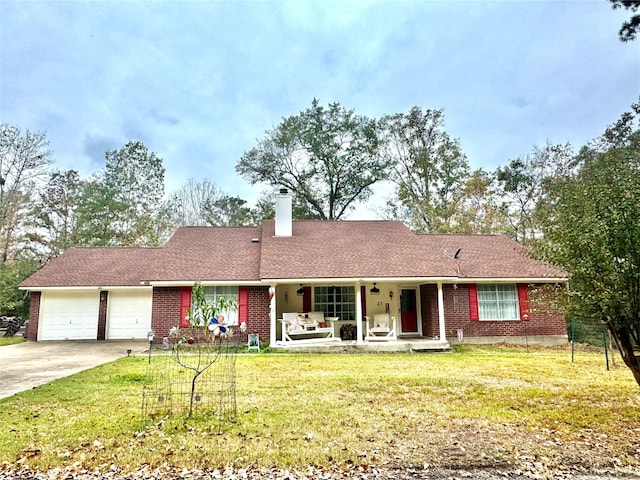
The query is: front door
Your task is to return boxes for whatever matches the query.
[400,288,418,334]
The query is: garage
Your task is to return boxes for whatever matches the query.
[39,290,100,340]
[106,289,152,340]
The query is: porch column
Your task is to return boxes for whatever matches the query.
[355,282,364,345]
[269,284,277,346]
[437,281,446,342]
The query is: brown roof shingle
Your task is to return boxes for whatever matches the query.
[153,226,263,282]
[259,220,566,280]
[19,247,162,288]
[20,221,566,289]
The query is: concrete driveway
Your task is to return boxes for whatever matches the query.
[0,340,148,399]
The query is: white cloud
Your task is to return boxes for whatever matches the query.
[1,0,638,218]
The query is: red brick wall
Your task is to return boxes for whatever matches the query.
[421,283,566,339]
[26,291,41,341]
[420,284,438,337]
[247,286,270,341]
[150,286,272,345]
[151,287,182,341]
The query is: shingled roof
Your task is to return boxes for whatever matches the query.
[259,220,566,280]
[151,225,263,282]
[20,220,566,289]
[19,247,162,288]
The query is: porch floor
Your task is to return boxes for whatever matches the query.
[273,337,451,353]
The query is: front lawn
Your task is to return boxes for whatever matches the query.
[0,345,638,477]
[0,336,24,346]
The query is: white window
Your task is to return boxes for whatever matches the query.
[203,286,239,326]
[477,284,519,321]
[314,286,355,320]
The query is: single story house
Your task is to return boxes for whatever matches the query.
[19,191,568,347]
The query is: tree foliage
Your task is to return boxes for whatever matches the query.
[0,258,39,317]
[30,170,84,260]
[237,99,389,220]
[495,143,575,244]
[203,195,257,227]
[73,141,167,246]
[382,107,470,232]
[168,179,260,227]
[0,124,52,263]
[610,0,640,41]
[450,169,507,234]
[168,179,223,227]
[538,103,640,386]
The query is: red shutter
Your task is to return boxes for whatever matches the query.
[468,284,479,321]
[518,284,530,320]
[238,286,249,325]
[360,285,367,317]
[303,286,312,312]
[179,287,192,327]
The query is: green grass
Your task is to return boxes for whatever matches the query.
[0,345,638,475]
[0,336,24,346]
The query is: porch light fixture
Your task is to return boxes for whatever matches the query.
[370,283,380,295]
[296,284,305,296]
[389,290,393,299]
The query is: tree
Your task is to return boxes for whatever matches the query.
[237,99,389,220]
[610,0,640,41]
[203,195,257,227]
[0,258,39,317]
[450,169,507,234]
[495,143,575,244]
[383,107,470,232]
[0,124,52,263]
[171,282,238,416]
[538,104,640,386]
[168,179,223,226]
[73,141,167,246]
[30,170,84,259]
[168,179,260,227]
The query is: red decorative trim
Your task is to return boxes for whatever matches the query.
[518,284,530,320]
[468,284,479,321]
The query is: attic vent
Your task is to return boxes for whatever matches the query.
[251,238,260,243]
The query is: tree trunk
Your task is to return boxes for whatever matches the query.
[609,323,640,387]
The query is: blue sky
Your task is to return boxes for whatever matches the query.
[1,0,638,218]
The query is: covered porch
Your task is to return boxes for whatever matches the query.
[271,336,452,353]
[267,279,452,349]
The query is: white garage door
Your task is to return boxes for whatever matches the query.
[106,289,152,339]
[39,291,100,341]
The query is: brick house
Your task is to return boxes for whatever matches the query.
[19,191,567,347]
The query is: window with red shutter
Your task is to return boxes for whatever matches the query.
[468,284,479,321]
[238,286,249,325]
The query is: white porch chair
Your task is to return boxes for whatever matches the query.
[282,312,302,333]
[248,333,260,352]
[365,313,397,341]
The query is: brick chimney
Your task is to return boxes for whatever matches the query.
[275,188,292,237]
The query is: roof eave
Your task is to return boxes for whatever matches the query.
[261,276,568,284]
